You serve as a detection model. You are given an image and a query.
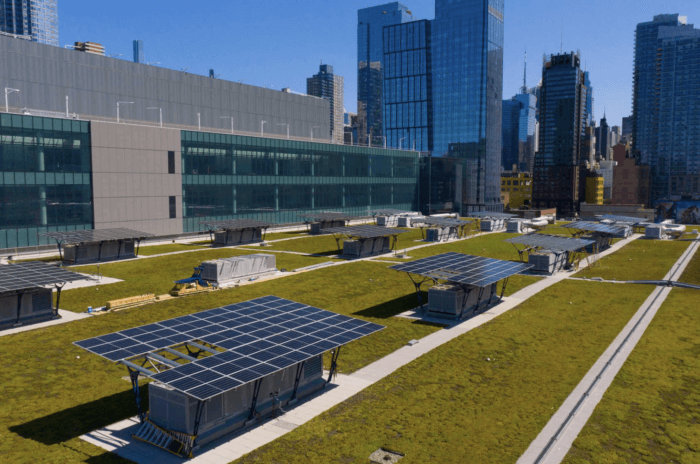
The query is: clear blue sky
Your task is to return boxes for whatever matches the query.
[59,0,699,128]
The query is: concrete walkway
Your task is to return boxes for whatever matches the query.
[0,309,90,338]
[80,232,644,463]
[517,238,700,464]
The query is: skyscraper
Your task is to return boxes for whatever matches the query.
[0,0,58,46]
[357,3,415,146]
[532,52,589,215]
[502,93,537,172]
[307,64,345,144]
[133,39,144,64]
[595,112,611,160]
[383,19,432,151]
[583,71,594,127]
[633,14,700,202]
[432,0,505,212]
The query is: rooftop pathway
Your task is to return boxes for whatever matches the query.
[517,237,700,464]
[81,233,644,463]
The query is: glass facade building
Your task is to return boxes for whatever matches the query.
[383,19,432,152]
[180,130,419,232]
[632,14,700,203]
[0,114,92,248]
[431,0,504,212]
[133,39,144,64]
[358,2,415,147]
[501,92,537,172]
[307,64,345,144]
[0,0,58,45]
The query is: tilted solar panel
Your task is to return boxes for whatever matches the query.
[562,221,627,235]
[597,215,651,224]
[466,212,518,219]
[200,219,272,230]
[0,261,91,292]
[390,252,533,287]
[43,228,154,245]
[323,225,409,238]
[505,234,596,252]
[74,296,384,401]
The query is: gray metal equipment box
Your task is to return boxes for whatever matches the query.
[148,355,325,447]
[63,240,136,264]
[480,219,505,232]
[310,220,347,235]
[506,220,524,233]
[397,217,414,227]
[200,254,276,285]
[645,225,664,239]
[427,283,498,319]
[529,252,557,273]
[613,225,632,238]
[426,227,453,242]
[214,229,263,246]
[342,237,391,258]
[0,288,54,330]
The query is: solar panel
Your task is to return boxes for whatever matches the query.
[74,296,384,401]
[505,234,595,252]
[562,221,627,235]
[371,209,414,216]
[390,252,533,287]
[43,228,154,245]
[597,215,651,224]
[411,217,472,227]
[300,212,359,221]
[323,225,409,238]
[200,219,272,231]
[466,212,517,219]
[0,261,91,292]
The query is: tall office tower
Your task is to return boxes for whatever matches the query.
[532,52,588,215]
[0,0,58,45]
[595,112,611,160]
[610,126,621,148]
[501,93,537,172]
[383,19,432,151]
[633,14,700,202]
[433,0,505,212]
[621,116,632,139]
[133,39,144,63]
[583,71,594,127]
[358,3,415,146]
[307,64,345,144]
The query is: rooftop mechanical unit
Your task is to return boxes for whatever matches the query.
[481,218,506,232]
[428,283,497,319]
[397,216,423,227]
[310,220,347,235]
[214,229,262,246]
[63,240,135,264]
[426,227,455,242]
[529,252,567,274]
[200,254,276,286]
[0,288,53,330]
[506,220,525,233]
[343,236,391,258]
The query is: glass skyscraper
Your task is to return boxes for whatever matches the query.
[583,71,594,127]
[383,19,432,152]
[0,0,58,46]
[431,0,504,212]
[632,14,700,203]
[133,39,144,64]
[502,92,537,172]
[357,3,415,147]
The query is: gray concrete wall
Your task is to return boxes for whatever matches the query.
[0,35,331,140]
[90,121,183,235]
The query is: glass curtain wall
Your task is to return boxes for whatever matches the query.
[0,114,93,248]
[181,131,419,231]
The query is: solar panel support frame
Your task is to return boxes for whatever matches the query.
[247,378,264,422]
[289,361,306,403]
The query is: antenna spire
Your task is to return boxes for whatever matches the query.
[560,25,563,53]
[521,49,528,93]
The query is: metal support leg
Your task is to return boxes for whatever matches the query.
[56,241,63,262]
[327,346,341,383]
[53,283,65,318]
[290,361,306,401]
[334,234,342,252]
[135,239,141,257]
[500,277,510,299]
[247,378,263,421]
[15,291,24,326]
[127,367,145,423]
[407,274,430,310]
[473,287,486,314]
[97,241,103,262]
[457,287,473,320]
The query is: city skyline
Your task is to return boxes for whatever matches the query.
[55,0,700,131]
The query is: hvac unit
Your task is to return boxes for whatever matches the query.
[398,216,420,227]
[200,254,276,285]
[426,227,450,242]
[376,216,389,226]
[0,288,54,329]
[481,219,505,231]
[613,225,632,238]
[342,237,391,258]
[506,220,524,233]
[428,283,498,318]
[214,229,262,246]
[645,225,664,239]
[62,240,136,264]
[529,252,558,273]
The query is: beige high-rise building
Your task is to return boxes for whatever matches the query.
[307,64,344,143]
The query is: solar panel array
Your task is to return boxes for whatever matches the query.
[562,221,627,235]
[505,234,596,252]
[74,296,384,401]
[300,212,358,221]
[0,261,91,292]
[43,228,154,245]
[412,217,472,227]
[467,212,517,219]
[597,214,651,224]
[323,225,409,238]
[390,252,533,287]
[201,219,272,231]
[371,209,414,216]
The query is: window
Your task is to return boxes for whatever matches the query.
[169,196,176,219]
[168,151,175,174]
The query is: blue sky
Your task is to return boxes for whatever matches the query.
[59,0,699,128]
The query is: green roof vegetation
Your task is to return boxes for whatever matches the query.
[234,281,653,464]
[136,242,208,256]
